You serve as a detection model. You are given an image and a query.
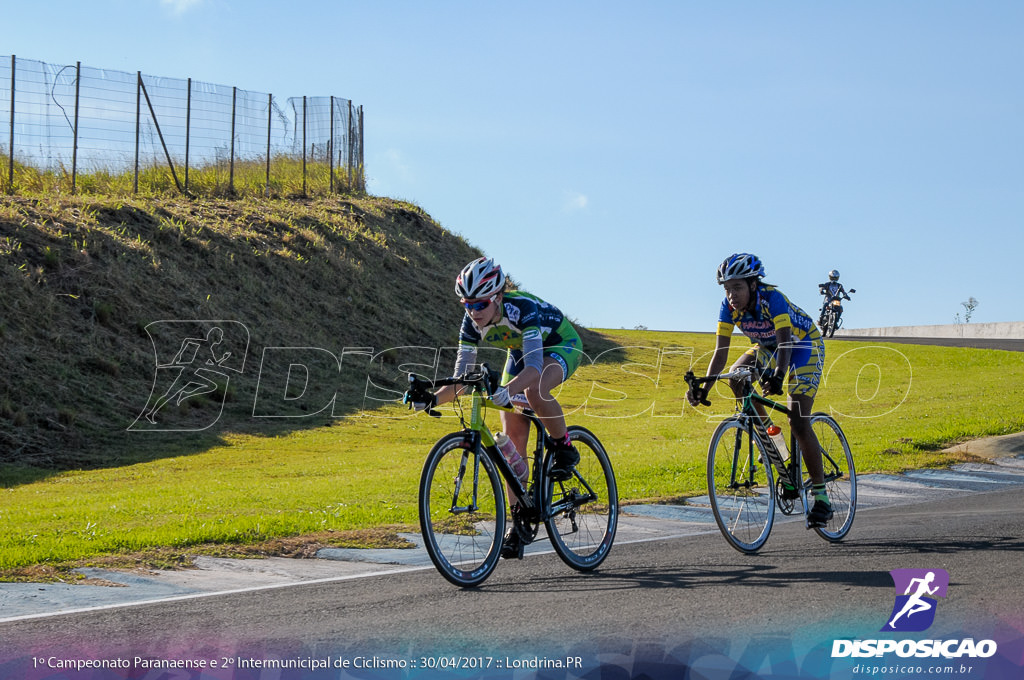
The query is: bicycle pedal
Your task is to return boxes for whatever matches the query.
[500,537,525,560]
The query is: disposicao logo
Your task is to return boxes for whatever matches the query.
[831,568,998,660]
[882,568,949,633]
[130,321,250,431]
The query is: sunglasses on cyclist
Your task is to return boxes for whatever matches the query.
[462,296,495,311]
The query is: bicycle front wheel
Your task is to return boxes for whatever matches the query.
[707,418,776,553]
[809,413,856,541]
[543,426,618,571]
[419,433,506,587]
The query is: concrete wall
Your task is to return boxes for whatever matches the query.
[835,321,1024,339]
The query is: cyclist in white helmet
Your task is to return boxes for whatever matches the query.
[686,253,833,527]
[818,269,852,328]
[415,257,585,557]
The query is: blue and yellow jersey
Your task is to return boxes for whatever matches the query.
[717,284,820,350]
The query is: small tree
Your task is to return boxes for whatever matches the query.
[961,297,979,323]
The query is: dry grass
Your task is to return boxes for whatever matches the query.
[0,193,481,468]
[0,527,417,583]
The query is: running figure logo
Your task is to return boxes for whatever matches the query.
[130,321,249,431]
[882,568,950,632]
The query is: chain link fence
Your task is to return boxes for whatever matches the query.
[0,55,364,197]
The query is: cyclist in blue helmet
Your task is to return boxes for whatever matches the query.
[687,253,833,527]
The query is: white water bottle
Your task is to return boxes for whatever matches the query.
[495,431,529,485]
[766,424,790,463]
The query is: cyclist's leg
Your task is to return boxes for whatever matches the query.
[498,401,532,558]
[727,348,757,396]
[523,356,571,439]
[730,348,772,421]
[499,350,532,454]
[500,409,532,461]
[785,337,834,524]
[786,338,825,483]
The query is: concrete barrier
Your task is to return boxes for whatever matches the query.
[835,321,1024,339]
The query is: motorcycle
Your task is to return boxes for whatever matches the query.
[818,288,855,338]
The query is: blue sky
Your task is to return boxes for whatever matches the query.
[7,1,1022,332]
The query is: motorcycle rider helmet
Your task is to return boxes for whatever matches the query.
[829,269,840,281]
[455,257,505,299]
[716,253,766,284]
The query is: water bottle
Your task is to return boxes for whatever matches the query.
[495,431,529,485]
[766,424,790,463]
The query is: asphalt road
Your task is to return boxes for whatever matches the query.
[2,486,1022,674]
[2,335,1021,678]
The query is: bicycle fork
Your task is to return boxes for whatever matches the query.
[448,449,483,515]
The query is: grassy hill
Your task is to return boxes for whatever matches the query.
[2,195,1023,577]
[0,193,544,470]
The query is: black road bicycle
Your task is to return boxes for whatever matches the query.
[404,367,618,587]
[685,367,856,553]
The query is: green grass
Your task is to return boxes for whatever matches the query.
[3,155,362,199]
[0,329,1021,578]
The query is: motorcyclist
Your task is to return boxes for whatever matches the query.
[818,270,851,328]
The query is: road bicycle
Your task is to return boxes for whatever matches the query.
[684,367,856,553]
[404,367,618,587]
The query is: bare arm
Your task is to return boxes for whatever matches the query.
[706,334,732,377]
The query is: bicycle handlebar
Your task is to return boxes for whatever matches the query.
[405,364,504,417]
[407,364,499,393]
[685,367,768,406]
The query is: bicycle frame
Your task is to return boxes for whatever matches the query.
[462,387,544,512]
[695,367,850,498]
[414,370,598,520]
[687,367,802,492]
[686,367,856,551]
[413,368,619,584]
[746,389,802,485]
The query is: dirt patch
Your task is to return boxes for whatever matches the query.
[940,431,1024,461]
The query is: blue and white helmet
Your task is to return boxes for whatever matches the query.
[455,257,505,298]
[716,253,765,284]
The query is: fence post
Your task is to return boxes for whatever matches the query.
[229,86,236,195]
[134,71,141,194]
[329,96,334,194]
[348,100,354,192]
[7,55,15,194]
[185,78,191,193]
[138,75,184,194]
[359,105,364,191]
[71,61,81,195]
[265,93,272,195]
[302,95,307,197]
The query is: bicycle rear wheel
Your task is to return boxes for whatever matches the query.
[419,433,506,587]
[543,426,618,571]
[707,418,776,553]
[809,413,856,541]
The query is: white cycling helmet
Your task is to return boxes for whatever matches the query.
[716,253,765,284]
[829,269,840,281]
[455,257,505,299]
